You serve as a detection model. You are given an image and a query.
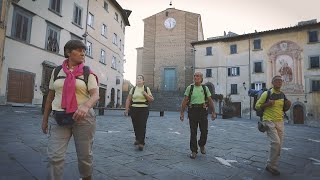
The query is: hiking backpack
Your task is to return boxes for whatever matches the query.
[53,65,91,87]
[253,88,287,119]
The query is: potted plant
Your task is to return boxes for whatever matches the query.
[222,94,235,119]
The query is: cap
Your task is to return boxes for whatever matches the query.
[272,75,283,82]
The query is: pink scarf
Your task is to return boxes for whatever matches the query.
[61,60,84,113]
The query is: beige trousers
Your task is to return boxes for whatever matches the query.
[47,109,96,180]
[265,120,284,169]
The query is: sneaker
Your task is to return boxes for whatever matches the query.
[138,144,144,151]
[265,165,280,176]
[134,140,139,145]
[200,146,206,154]
[189,152,197,159]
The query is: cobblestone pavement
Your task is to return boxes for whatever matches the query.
[0,106,319,180]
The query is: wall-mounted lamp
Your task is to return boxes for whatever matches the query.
[243,82,246,90]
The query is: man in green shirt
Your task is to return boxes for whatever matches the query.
[255,75,291,176]
[180,72,216,159]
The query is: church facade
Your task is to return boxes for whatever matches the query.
[136,8,204,92]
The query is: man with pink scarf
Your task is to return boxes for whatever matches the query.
[42,40,99,180]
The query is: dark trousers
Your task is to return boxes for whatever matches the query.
[130,107,149,145]
[188,107,208,153]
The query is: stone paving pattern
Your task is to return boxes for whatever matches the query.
[0,106,319,180]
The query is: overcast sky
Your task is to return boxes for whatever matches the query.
[117,0,320,85]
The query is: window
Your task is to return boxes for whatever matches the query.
[206,69,212,77]
[114,12,118,21]
[11,6,33,43]
[100,49,105,64]
[112,33,117,45]
[103,1,108,11]
[253,39,261,49]
[310,56,320,68]
[0,0,2,18]
[251,83,266,90]
[230,44,237,54]
[309,31,318,43]
[46,23,60,53]
[119,39,122,50]
[73,4,82,27]
[101,24,107,36]
[312,80,320,92]
[228,67,240,76]
[49,0,61,14]
[206,47,212,55]
[254,62,263,73]
[231,84,237,94]
[112,56,116,69]
[87,13,94,27]
[86,41,92,56]
[70,33,82,40]
[120,20,123,28]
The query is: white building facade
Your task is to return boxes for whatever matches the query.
[192,22,320,126]
[0,0,130,109]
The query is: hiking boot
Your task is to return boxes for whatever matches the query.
[138,144,144,151]
[265,165,280,176]
[134,140,139,145]
[189,152,197,159]
[200,146,206,154]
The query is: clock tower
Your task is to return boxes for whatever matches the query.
[137,8,204,91]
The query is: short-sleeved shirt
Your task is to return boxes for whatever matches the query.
[255,88,284,122]
[129,85,152,107]
[184,84,211,104]
[49,68,98,111]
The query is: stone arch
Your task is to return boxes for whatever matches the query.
[204,82,215,95]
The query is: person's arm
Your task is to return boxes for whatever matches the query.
[73,88,99,121]
[42,90,55,134]
[124,95,132,116]
[255,91,274,110]
[180,96,189,121]
[207,96,216,120]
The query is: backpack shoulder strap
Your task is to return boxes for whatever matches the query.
[144,86,148,93]
[53,65,63,81]
[202,85,208,100]
[83,66,90,87]
[188,84,194,98]
[266,89,271,102]
[132,86,136,95]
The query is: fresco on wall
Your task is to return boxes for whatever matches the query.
[268,40,304,94]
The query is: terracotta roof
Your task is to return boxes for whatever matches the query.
[191,22,320,45]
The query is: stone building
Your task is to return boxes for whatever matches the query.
[192,20,320,126]
[0,0,130,109]
[137,7,204,91]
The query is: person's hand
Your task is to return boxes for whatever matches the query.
[180,112,184,122]
[211,112,217,121]
[41,119,48,134]
[73,104,90,121]
[124,110,129,116]
[265,100,275,107]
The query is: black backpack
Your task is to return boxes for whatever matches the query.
[131,86,149,105]
[53,65,91,87]
[188,84,208,106]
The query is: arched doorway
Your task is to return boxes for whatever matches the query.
[293,104,304,124]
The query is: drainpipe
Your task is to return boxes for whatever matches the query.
[248,37,252,119]
[83,0,89,44]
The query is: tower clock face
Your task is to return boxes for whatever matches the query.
[164,17,176,29]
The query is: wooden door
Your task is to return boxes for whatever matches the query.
[232,102,241,118]
[7,69,34,103]
[293,105,304,124]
